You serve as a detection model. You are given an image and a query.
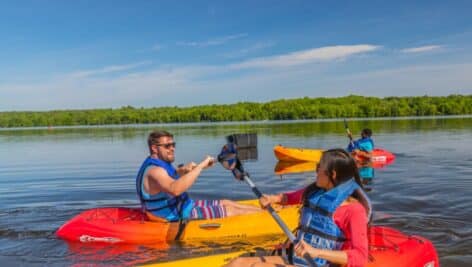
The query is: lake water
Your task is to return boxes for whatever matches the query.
[0,117,471,266]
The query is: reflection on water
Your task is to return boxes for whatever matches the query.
[0,116,471,266]
[274,161,316,175]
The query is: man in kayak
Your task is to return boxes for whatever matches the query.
[347,128,374,180]
[136,130,261,223]
[226,149,371,267]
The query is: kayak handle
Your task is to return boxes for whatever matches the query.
[198,223,221,229]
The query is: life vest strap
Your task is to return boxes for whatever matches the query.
[303,203,333,217]
[174,219,187,240]
[145,197,178,212]
[299,225,347,242]
[142,196,168,202]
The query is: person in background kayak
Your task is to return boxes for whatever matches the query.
[226,149,371,267]
[347,128,374,180]
[136,130,261,223]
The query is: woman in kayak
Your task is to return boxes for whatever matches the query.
[226,148,371,267]
[136,130,261,223]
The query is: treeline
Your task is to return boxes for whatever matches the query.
[1,95,471,128]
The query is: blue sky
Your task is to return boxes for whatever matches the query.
[0,1,471,111]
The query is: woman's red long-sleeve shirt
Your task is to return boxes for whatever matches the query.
[285,188,368,267]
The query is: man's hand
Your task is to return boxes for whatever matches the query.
[177,162,197,175]
[200,155,215,169]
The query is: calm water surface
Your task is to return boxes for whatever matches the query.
[0,117,471,266]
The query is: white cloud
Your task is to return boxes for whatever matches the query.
[1,44,471,111]
[177,33,247,47]
[0,66,203,110]
[229,44,380,69]
[326,63,472,96]
[401,45,442,53]
[223,41,276,58]
[69,61,152,78]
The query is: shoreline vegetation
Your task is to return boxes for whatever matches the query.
[1,95,470,128]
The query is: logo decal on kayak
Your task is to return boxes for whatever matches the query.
[79,235,123,243]
[372,156,387,162]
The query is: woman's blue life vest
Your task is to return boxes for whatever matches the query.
[135,157,194,222]
[292,179,372,267]
[347,137,374,153]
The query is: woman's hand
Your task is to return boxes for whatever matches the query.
[294,240,350,265]
[259,194,283,208]
[259,194,272,208]
[294,239,320,259]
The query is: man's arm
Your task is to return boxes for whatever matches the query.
[147,156,214,196]
[176,162,197,176]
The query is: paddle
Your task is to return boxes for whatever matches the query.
[217,142,316,267]
[343,118,354,147]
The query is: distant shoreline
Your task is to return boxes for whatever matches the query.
[1,95,471,128]
[1,114,472,132]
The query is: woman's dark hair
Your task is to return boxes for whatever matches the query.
[302,148,362,204]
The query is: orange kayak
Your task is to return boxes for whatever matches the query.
[274,145,324,162]
[56,200,299,244]
[274,145,395,167]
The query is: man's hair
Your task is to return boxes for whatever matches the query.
[361,128,372,137]
[148,130,173,153]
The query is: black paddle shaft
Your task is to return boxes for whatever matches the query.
[231,154,317,267]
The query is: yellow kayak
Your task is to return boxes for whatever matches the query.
[57,200,299,244]
[274,145,396,168]
[273,145,323,162]
[142,226,439,267]
[177,200,299,241]
[143,251,246,267]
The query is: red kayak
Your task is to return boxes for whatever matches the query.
[367,226,439,266]
[356,148,396,168]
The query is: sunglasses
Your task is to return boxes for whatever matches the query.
[156,142,176,149]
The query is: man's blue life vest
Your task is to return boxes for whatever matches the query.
[347,137,374,153]
[292,179,372,267]
[135,157,194,222]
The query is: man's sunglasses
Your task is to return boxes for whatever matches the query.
[156,142,176,149]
